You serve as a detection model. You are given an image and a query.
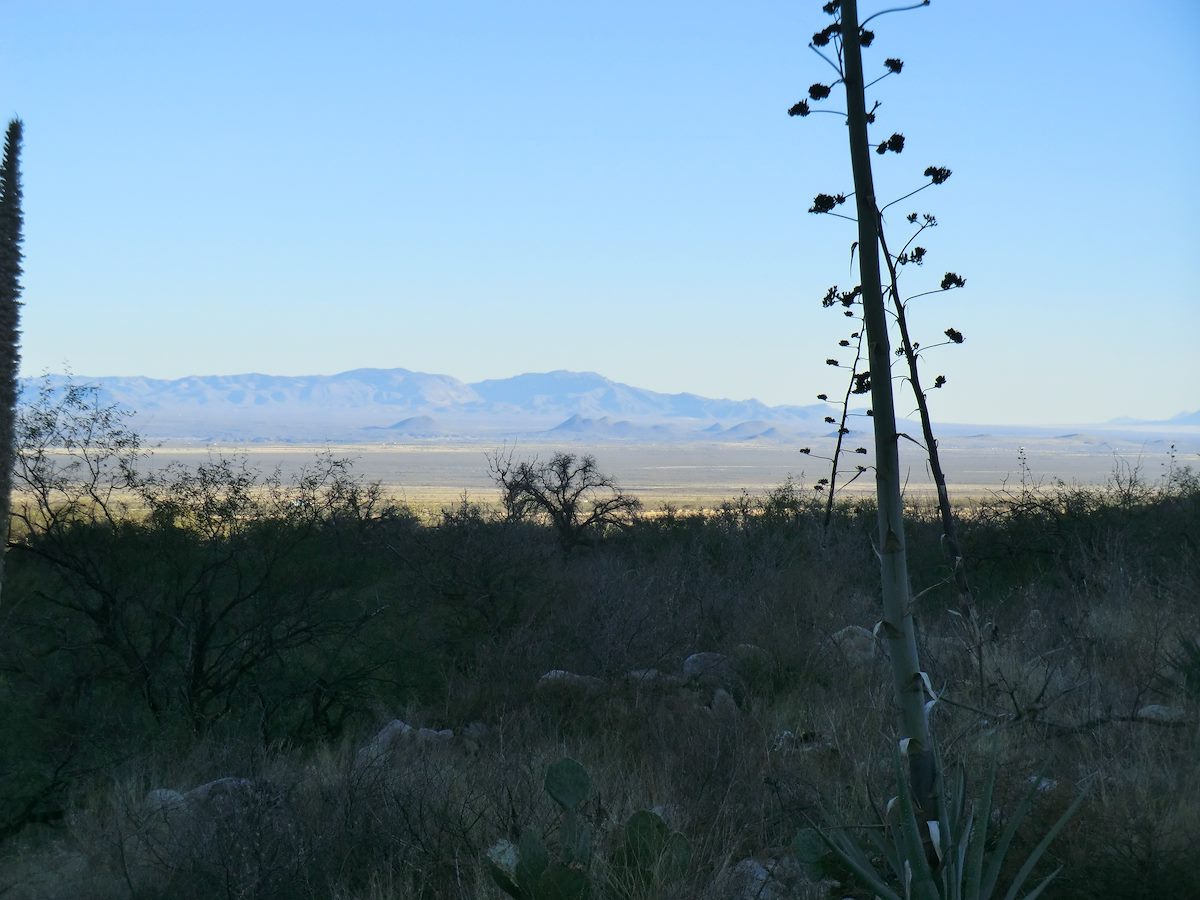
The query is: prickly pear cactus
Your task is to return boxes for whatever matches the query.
[485,758,594,900]
[544,757,590,810]
[610,809,691,893]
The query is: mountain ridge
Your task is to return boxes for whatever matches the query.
[17,368,1197,444]
[17,367,829,442]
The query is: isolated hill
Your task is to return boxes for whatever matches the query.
[364,415,442,437]
[548,414,692,441]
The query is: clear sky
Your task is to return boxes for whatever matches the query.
[3,1,1198,425]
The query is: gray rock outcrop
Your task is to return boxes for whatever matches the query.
[831,625,879,667]
[535,669,608,702]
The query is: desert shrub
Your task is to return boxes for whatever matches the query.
[3,445,1199,899]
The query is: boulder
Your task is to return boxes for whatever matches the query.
[143,788,186,814]
[683,652,737,687]
[831,625,879,667]
[355,719,415,768]
[132,777,301,895]
[415,727,455,745]
[535,669,608,702]
[725,856,809,900]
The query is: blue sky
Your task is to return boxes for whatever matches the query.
[3,1,1197,425]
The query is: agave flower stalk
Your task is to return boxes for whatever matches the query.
[0,119,25,609]
[837,0,939,869]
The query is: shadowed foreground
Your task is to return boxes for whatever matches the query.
[1,448,1197,899]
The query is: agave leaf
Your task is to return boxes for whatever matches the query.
[981,765,1044,900]
[1015,866,1062,900]
[1000,784,1087,900]
[892,743,937,898]
[815,827,902,900]
[937,760,966,900]
[864,823,904,883]
[964,753,997,900]
[953,808,975,894]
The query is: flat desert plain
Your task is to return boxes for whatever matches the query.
[142,428,1200,509]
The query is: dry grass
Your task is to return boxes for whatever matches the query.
[1,472,1197,900]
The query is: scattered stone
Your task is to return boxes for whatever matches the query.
[355,719,415,767]
[1027,775,1057,793]
[143,788,186,814]
[684,651,736,685]
[535,669,608,701]
[769,729,827,755]
[415,727,455,745]
[831,625,878,667]
[131,777,301,895]
[726,855,809,900]
[1135,704,1191,725]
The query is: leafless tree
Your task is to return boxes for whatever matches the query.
[488,450,640,549]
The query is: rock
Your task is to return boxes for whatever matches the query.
[1027,775,1057,793]
[356,719,415,767]
[355,719,460,766]
[831,625,879,667]
[535,669,608,702]
[684,652,748,705]
[1135,704,1191,724]
[683,651,736,685]
[769,730,829,756]
[131,777,301,895]
[415,727,455,745]
[143,788,186,814]
[726,856,808,900]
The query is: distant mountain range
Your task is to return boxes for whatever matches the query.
[17,367,1197,445]
[17,368,839,442]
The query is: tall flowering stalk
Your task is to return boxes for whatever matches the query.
[0,119,24,608]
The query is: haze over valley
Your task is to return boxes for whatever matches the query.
[24,367,1198,503]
